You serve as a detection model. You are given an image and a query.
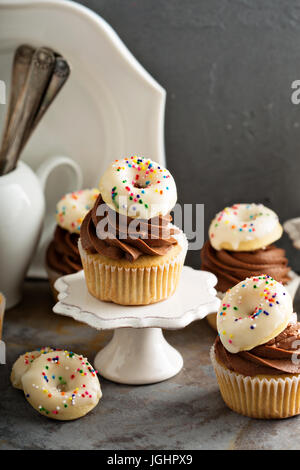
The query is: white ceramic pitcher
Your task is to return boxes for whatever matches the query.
[0,156,82,308]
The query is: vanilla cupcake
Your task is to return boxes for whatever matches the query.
[45,188,99,298]
[211,275,300,419]
[201,204,299,329]
[79,156,188,305]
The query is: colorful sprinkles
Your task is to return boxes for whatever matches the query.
[209,204,279,249]
[217,275,291,352]
[19,349,100,419]
[56,189,99,233]
[99,156,176,218]
[111,156,170,210]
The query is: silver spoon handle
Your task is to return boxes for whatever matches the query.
[2,47,55,174]
[21,55,70,150]
[0,45,34,170]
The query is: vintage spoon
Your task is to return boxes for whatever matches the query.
[21,54,70,150]
[1,47,55,175]
[0,44,34,173]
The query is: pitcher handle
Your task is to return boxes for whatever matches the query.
[36,155,83,192]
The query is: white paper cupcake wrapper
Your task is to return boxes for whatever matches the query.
[210,346,300,419]
[79,234,188,305]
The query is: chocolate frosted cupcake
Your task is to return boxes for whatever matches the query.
[81,194,178,261]
[45,189,99,298]
[214,316,300,379]
[201,242,292,291]
[46,226,82,276]
[79,156,188,305]
[211,276,300,419]
[201,204,299,329]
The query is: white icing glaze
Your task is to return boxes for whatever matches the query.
[99,156,177,219]
[12,349,102,420]
[11,347,56,389]
[56,188,100,234]
[217,275,293,353]
[209,203,280,250]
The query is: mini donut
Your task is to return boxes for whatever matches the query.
[217,275,293,353]
[11,347,56,390]
[209,203,283,251]
[11,349,102,420]
[56,188,100,234]
[99,156,177,219]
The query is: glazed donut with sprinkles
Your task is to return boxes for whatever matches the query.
[11,347,56,390]
[209,203,283,251]
[99,156,177,219]
[11,348,102,420]
[217,275,293,353]
[56,188,100,234]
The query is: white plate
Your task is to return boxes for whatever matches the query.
[284,218,300,250]
[0,0,166,277]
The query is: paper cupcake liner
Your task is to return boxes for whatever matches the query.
[210,346,300,419]
[206,271,300,331]
[78,237,187,305]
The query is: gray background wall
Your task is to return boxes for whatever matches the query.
[77,0,300,271]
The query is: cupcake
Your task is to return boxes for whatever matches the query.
[45,188,99,298]
[201,203,299,329]
[79,156,188,305]
[211,275,300,419]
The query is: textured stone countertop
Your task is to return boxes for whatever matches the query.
[1,279,300,450]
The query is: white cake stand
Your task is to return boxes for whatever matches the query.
[53,266,220,385]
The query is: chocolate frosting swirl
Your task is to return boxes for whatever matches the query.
[201,240,291,292]
[46,226,82,275]
[80,195,178,262]
[214,317,300,376]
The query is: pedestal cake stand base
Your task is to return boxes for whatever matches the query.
[94,328,183,384]
[54,266,220,385]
